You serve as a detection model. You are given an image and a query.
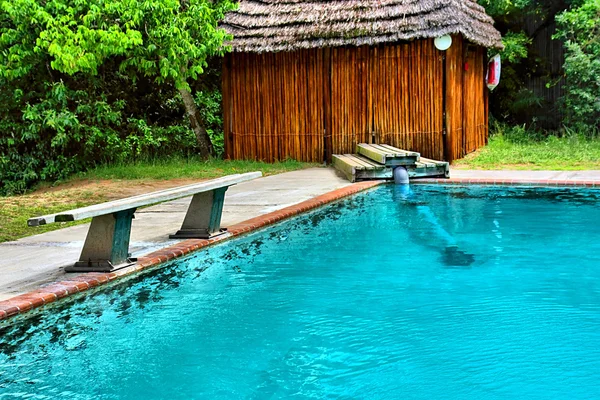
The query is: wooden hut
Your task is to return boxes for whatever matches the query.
[221,0,503,163]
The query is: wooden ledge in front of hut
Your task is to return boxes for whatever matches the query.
[333,144,449,183]
[357,144,420,166]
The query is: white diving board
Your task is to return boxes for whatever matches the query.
[28,172,262,272]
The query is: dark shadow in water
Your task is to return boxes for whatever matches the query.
[392,185,475,268]
[443,246,476,268]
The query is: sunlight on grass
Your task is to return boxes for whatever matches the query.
[0,193,99,243]
[454,127,600,170]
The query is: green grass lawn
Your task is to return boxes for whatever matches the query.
[454,132,600,170]
[1,159,318,243]
[74,158,316,181]
[0,193,104,243]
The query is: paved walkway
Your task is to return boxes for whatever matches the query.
[2,168,600,301]
[0,168,350,301]
[451,170,600,181]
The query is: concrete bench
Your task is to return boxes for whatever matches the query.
[28,172,262,273]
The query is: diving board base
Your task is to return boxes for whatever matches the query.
[66,259,137,273]
[169,228,228,240]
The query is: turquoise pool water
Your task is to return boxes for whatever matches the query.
[1,185,600,399]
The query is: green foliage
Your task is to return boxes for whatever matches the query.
[478,0,537,123]
[555,0,600,130]
[0,0,234,195]
[195,89,225,157]
[0,78,201,194]
[478,0,573,128]
[479,0,534,17]
[499,31,531,63]
[30,0,236,88]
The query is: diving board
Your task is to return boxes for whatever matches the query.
[28,172,262,272]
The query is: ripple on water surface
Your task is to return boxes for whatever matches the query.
[1,185,600,399]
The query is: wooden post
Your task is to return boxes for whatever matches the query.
[223,54,233,159]
[323,47,333,163]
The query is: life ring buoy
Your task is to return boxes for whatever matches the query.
[486,54,501,91]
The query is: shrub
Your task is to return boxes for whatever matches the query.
[555,0,600,131]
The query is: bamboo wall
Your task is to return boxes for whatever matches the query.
[223,49,326,162]
[463,45,487,155]
[223,36,488,163]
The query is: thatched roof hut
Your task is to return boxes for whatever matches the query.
[221,0,503,163]
[223,0,503,53]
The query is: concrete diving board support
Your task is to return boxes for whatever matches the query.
[27,172,262,273]
[168,186,228,239]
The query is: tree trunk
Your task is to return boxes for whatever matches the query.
[179,87,213,158]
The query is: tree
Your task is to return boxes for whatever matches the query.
[8,0,236,158]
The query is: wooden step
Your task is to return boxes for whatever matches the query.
[408,157,449,179]
[332,154,388,183]
[357,143,420,166]
[333,154,449,182]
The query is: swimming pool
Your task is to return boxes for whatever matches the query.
[1,185,600,399]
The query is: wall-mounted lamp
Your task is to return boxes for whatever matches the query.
[434,35,453,51]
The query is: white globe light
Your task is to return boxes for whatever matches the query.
[434,35,453,51]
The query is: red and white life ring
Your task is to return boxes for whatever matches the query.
[486,54,501,91]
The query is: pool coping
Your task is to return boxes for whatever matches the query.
[412,178,599,187]
[0,180,384,323]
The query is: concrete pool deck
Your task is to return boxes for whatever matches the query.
[1,167,600,320]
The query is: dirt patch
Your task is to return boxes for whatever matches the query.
[29,178,207,201]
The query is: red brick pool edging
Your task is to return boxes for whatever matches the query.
[0,180,384,323]
[412,178,599,187]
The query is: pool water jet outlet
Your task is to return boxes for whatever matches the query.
[393,166,409,185]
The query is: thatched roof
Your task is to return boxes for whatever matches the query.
[223,0,503,53]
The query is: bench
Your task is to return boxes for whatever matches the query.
[28,172,262,273]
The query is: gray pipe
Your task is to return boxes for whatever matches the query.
[393,166,409,185]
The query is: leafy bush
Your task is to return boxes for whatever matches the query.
[0,0,231,195]
[555,0,600,131]
[195,89,225,157]
[0,79,201,194]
